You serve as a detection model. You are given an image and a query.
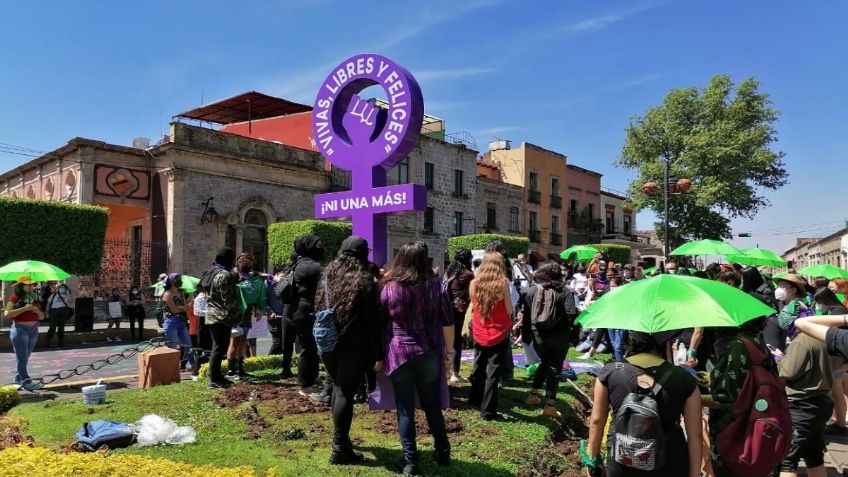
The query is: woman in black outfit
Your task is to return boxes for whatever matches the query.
[521,262,573,417]
[315,236,380,465]
[445,248,474,384]
[284,235,325,395]
[126,286,146,341]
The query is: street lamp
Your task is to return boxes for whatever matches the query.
[641,154,691,259]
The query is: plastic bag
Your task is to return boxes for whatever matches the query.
[133,414,196,446]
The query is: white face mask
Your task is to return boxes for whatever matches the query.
[774,287,787,301]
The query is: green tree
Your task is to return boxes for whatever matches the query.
[618,75,787,246]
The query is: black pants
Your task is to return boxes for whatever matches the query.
[321,346,365,449]
[469,336,510,418]
[269,317,296,371]
[209,322,232,383]
[127,305,145,340]
[451,309,466,373]
[780,393,834,473]
[532,338,567,400]
[591,328,610,350]
[45,307,73,347]
[293,316,319,388]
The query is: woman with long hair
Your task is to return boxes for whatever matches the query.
[162,273,196,371]
[315,236,380,465]
[469,251,513,420]
[444,247,474,384]
[379,241,455,476]
[5,276,44,390]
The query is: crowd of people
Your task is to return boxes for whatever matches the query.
[11,237,848,476]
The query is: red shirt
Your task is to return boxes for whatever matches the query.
[187,306,199,335]
[6,295,41,323]
[472,298,511,346]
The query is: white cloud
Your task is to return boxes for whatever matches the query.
[473,126,522,137]
[560,3,658,34]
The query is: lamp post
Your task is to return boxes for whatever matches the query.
[642,153,691,260]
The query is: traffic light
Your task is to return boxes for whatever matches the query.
[738,233,752,237]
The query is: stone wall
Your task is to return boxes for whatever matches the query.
[476,177,524,236]
[386,136,478,268]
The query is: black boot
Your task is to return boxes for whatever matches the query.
[225,359,239,380]
[237,358,250,378]
[395,457,418,476]
[328,443,364,465]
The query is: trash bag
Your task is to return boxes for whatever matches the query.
[133,414,196,446]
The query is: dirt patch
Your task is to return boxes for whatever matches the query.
[237,402,271,439]
[0,417,33,450]
[373,408,465,436]
[518,400,588,477]
[213,383,328,418]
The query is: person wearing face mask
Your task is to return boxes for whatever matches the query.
[6,276,44,390]
[227,252,267,379]
[45,283,74,348]
[773,273,832,477]
[664,260,679,275]
[162,273,196,372]
[201,247,240,389]
[569,263,590,304]
[621,265,635,283]
[126,286,146,341]
[280,235,326,396]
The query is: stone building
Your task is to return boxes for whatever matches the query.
[476,159,525,237]
[564,163,603,246]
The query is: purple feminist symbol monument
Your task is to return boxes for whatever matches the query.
[312,54,426,265]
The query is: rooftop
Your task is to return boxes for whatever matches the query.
[175,91,312,125]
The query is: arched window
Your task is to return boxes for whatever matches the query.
[45,178,55,201]
[243,209,269,271]
[26,186,35,199]
[65,171,77,199]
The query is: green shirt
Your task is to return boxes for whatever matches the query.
[778,332,833,400]
[238,275,268,312]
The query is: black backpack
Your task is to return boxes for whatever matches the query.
[610,363,675,471]
[276,263,298,306]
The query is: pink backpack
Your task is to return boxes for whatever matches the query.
[715,339,791,477]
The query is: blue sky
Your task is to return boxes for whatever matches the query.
[1,0,846,254]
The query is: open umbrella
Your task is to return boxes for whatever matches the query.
[576,274,775,333]
[0,260,71,282]
[796,264,848,280]
[559,245,598,261]
[151,275,201,293]
[726,248,787,267]
[670,239,741,256]
[643,266,657,275]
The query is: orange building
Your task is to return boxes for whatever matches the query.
[484,141,569,257]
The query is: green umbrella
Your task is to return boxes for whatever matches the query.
[576,274,776,333]
[670,239,741,256]
[559,245,598,261]
[726,248,787,267]
[151,275,200,293]
[796,264,848,280]
[0,260,71,282]
[643,266,657,275]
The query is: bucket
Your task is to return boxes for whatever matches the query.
[82,379,106,405]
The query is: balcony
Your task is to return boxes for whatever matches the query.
[550,233,562,246]
[529,229,541,243]
[528,190,541,204]
[550,195,562,209]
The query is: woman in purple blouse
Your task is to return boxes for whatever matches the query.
[379,242,455,476]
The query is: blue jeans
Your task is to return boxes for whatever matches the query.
[163,317,196,367]
[388,349,450,463]
[608,329,628,361]
[10,323,39,383]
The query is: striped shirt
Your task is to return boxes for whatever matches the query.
[379,278,454,375]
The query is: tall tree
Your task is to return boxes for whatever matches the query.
[618,75,787,247]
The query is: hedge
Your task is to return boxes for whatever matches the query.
[448,234,530,259]
[0,445,274,477]
[0,198,108,275]
[267,220,351,268]
[197,355,282,379]
[0,386,21,414]
[587,244,633,266]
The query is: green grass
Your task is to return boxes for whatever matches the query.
[9,363,595,477]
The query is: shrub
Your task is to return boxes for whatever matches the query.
[0,445,275,477]
[267,220,351,268]
[448,234,530,259]
[0,198,108,275]
[0,386,21,414]
[587,244,633,265]
[197,355,282,379]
